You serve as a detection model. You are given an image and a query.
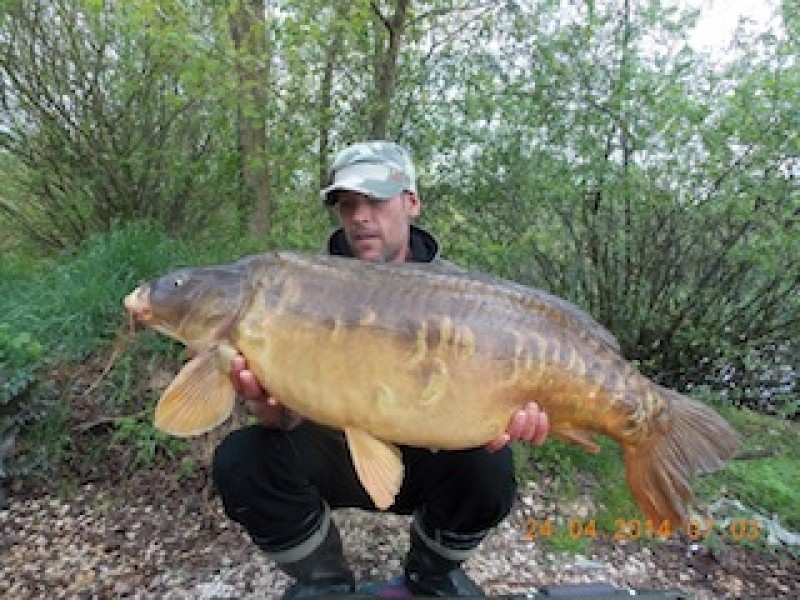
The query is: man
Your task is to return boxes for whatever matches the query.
[212,141,549,598]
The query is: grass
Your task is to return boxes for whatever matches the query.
[515,399,800,553]
[0,222,190,361]
[1,222,200,481]
[694,404,800,529]
[0,219,278,363]
[1,219,294,484]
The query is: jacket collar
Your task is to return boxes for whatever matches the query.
[326,224,440,263]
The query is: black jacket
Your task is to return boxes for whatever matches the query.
[325,224,441,263]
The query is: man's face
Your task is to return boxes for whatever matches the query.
[335,190,421,262]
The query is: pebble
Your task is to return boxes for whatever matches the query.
[1,483,797,600]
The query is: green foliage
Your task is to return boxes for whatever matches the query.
[0,221,197,485]
[543,527,592,556]
[0,218,287,486]
[263,192,333,252]
[0,220,194,361]
[0,0,241,250]
[720,458,798,527]
[1,0,794,419]
[0,323,50,489]
[514,438,578,488]
[13,397,71,483]
[0,222,209,488]
[420,1,799,417]
[518,435,638,528]
[110,415,187,474]
[0,326,42,407]
[693,404,800,530]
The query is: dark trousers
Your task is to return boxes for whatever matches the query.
[212,421,517,554]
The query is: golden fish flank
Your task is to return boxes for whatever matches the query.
[505,331,528,386]
[453,324,476,360]
[408,318,476,365]
[277,276,302,309]
[436,316,454,351]
[359,309,378,327]
[328,316,346,342]
[375,383,396,414]
[409,320,428,364]
[524,332,548,384]
[419,358,449,407]
[124,251,740,525]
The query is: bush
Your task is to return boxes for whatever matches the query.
[0,221,202,495]
[0,323,48,504]
[0,220,194,362]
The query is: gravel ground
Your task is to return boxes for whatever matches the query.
[2,470,798,600]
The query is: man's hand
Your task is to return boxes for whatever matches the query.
[230,355,286,427]
[485,401,549,452]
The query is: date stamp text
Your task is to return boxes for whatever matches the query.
[523,517,762,543]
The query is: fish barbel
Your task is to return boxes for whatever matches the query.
[124,252,739,524]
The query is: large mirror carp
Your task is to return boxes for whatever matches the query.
[124,252,739,526]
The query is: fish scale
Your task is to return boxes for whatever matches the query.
[124,251,740,526]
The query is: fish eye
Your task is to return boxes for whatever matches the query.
[173,274,189,287]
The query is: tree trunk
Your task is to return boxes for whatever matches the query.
[230,0,272,235]
[369,0,410,139]
[318,38,337,190]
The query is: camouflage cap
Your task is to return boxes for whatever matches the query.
[321,140,417,206]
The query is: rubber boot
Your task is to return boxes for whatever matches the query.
[403,525,486,597]
[278,523,355,599]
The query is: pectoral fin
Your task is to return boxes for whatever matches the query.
[154,348,236,437]
[344,427,404,510]
[552,426,601,454]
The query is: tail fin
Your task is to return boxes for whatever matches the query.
[623,387,740,527]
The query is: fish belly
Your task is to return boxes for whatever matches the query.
[235,313,532,449]
[234,306,634,450]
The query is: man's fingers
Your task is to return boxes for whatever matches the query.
[509,410,525,439]
[486,433,510,453]
[508,402,550,446]
[522,402,541,440]
[231,354,246,372]
[239,370,264,400]
[533,410,549,446]
[229,355,247,394]
[523,402,549,446]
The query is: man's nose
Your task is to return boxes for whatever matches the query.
[352,200,372,221]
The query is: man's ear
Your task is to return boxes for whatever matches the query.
[405,191,421,218]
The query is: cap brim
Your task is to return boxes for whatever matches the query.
[320,179,405,206]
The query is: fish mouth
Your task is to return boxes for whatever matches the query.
[124,285,153,324]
